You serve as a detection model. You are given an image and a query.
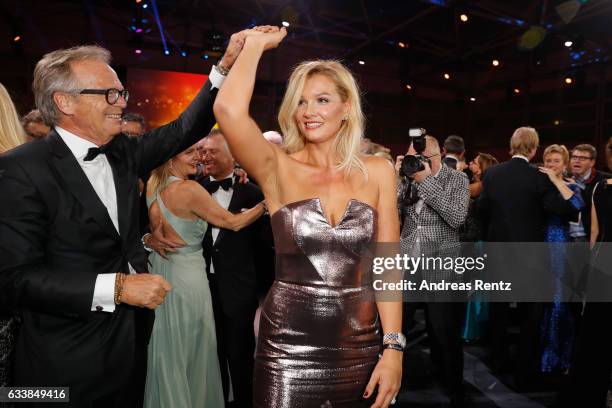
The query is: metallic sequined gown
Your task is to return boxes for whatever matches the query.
[254,198,381,408]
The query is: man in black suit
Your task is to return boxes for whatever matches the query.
[0,33,247,407]
[199,129,269,408]
[478,127,578,389]
[442,135,465,170]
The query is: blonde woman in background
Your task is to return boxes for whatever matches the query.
[143,143,264,408]
[214,27,402,408]
[0,83,26,154]
[0,82,26,387]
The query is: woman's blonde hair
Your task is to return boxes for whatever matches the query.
[278,60,366,177]
[543,144,570,165]
[148,161,173,197]
[0,83,26,154]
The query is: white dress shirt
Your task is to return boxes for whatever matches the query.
[208,171,235,274]
[57,66,227,312]
[512,154,530,162]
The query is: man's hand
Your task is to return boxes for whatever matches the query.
[145,227,184,259]
[121,274,172,309]
[234,167,249,184]
[394,155,404,174]
[412,160,432,183]
[219,26,281,70]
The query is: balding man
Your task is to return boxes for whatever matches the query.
[397,135,470,407]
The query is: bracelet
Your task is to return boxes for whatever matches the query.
[114,273,126,305]
[383,343,404,352]
[142,233,153,253]
[215,62,230,76]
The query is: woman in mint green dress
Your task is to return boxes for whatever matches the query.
[144,143,264,408]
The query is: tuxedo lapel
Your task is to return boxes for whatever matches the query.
[106,138,132,244]
[46,131,121,241]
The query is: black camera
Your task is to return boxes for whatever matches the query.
[399,128,430,206]
[399,128,430,178]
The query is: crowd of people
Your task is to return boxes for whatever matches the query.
[0,23,612,408]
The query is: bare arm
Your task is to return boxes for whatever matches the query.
[186,181,264,231]
[590,184,600,248]
[213,28,287,192]
[364,158,402,408]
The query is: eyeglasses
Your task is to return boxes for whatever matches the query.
[71,88,130,105]
[570,155,593,162]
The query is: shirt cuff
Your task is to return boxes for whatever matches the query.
[209,66,226,90]
[91,273,116,313]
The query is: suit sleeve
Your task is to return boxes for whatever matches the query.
[0,156,95,317]
[135,79,219,177]
[539,173,580,218]
[416,171,470,229]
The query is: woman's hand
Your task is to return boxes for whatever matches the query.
[538,166,562,183]
[363,349,402,408]
[244,26,288,51]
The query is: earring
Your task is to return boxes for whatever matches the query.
[342,116,348,122]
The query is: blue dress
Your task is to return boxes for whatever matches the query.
[540,182,584,372]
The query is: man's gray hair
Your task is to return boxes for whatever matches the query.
[33,45,111,126]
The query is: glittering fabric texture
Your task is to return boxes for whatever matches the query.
[254,198,381,408]
[0,317,16,387]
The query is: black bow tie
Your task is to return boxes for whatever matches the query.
[206,177,233,193]
[84,144,112,161]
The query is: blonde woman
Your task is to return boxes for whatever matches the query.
[143,144,264,408]
[0,83,26,153]
[214,28,402,408]
[0,82,26,388]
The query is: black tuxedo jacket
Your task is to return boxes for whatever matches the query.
[443,156,458,169]
[478,157,579,242]
[0,79,218,402]
[200,177,269,317]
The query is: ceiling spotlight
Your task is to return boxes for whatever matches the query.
[163,49,170,56]
[554,120,561,126]
[469,97,476,102]
[202,53,209,60]
[398,41,407,48]
[13,35,21,42]
[460,13,469,22]
[513,88,521,94]
[142,3,148,9]
[406,84,413,90]
[564,76,573,84]
[358,60,365,65]
[282,21,290,27]
[443,73,451,80]
[492,59,500,66]
[564,40,573,47]
[135,49,142,55]
[135,0,141,3]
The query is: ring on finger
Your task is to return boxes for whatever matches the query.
[390,397,397,405]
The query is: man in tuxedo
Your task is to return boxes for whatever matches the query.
[442,135,465,170]
[0,33,247,407]
[477,127,578,389]
[397,136,470,407]
[199,129,270,408]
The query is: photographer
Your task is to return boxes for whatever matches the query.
[396,131,470,407]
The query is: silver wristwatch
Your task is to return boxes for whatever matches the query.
[383,332,407,349]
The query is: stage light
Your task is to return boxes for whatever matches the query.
[180,50,188,57]
[282,21,290,27]
[358,60,365,65]
[136,0,141,3]
[142,3,148,9]
[513,88,521,94]
[13,35,21,42]
[406,84,413,90]
[469,97,476,102]
[492,59,500,66]
[398,42,407,48]
[444,73,451,80]
[163,49,170,56]
[135,49,142,55]
[202,53,209,60]
[460,14,469,22]
[564,76,573,84]
[554,120,561,125]
[564,40,573,47]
